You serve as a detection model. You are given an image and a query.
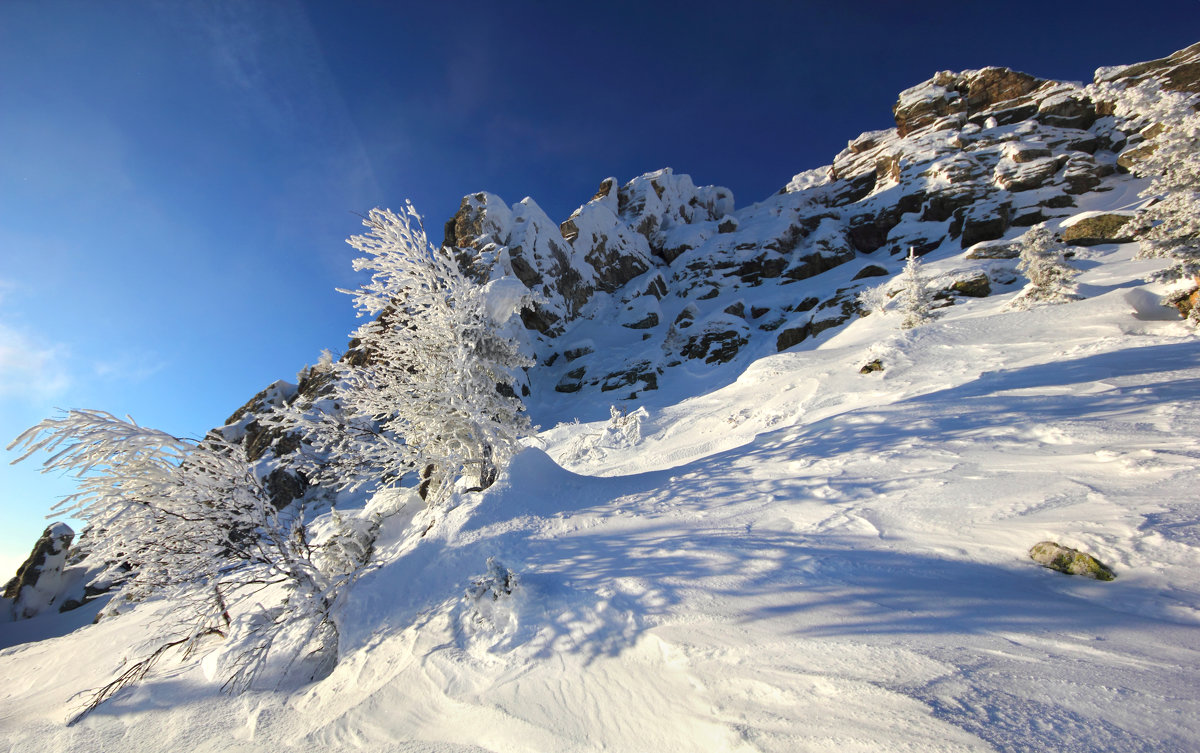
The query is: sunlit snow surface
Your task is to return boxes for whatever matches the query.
[3,241,1199,751]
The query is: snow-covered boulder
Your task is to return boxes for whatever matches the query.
[4,523,76,619]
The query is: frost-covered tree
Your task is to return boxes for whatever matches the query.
[897,248,934,329]
[8,411,351,722]
[1011,223,1079,308]
[283,203,534,505]
[856,283,888,316]
[1092,81,1200,285]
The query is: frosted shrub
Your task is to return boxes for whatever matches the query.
[857,284,888,316]
[281,203,534,504]
[1091,81,1200,290]
[897,248,934,329]
[8,410,352,721]
[1011,223,1079,308]
[557,406,650,466]
[609,405,649,446]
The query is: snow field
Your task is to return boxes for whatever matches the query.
[2,238,1200,751]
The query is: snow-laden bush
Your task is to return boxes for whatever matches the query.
[1011,223,1079,308]
[1091,81,1200,291]
[608,405,648,446]
[559,406,650,465]
[280,204,534,504]
[857,284,888,316]
[464,557,519,633]
[8,411,363,721]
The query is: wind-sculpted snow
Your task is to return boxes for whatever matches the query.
[4,223,1200,751]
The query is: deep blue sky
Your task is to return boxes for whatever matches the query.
[0,0,1195,574]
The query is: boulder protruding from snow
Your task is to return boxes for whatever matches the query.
[4,523,76,619]
[1029,541,1115,581]
[1060,213,1136,246]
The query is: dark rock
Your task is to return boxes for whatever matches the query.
[718,218,738,233]
[520,306,561,335]
[583,238,651,294]
[555,366,587,393]
[5,523,75,619]
[564,346,594,361]
[681,327,749,364]
[750,306,771,319]
[852,264,890,280]
[922,186,983,223]
[784,247,856,283]
[964,240,1020,260]
[673,306,698,328]
[265,468,308,510]
[1040,194,1076,210]
[1035,93,1097,130]
[642,275,669,300]
[1061,214,1135,246]
[775,326,809,352]
[957,203,1011,247]
[859,359,884,374]
[624,312,660,330]
[955,202,1012,247]
[947,273,992,298]
[995,156,1059,192]
[1167,285,1200,318]
[735,254,789,284]
[600,361,659,393]
[1010,208,1047,227]
[1029,541,1115,581]
[1059,154,1106,195]
[847,210,903,253]
[724,302,746,318]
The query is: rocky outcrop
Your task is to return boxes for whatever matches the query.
[1095,41,1200,95]
[893,67,1046,137]
[1029,541,1115,581]
[4,523,76,619]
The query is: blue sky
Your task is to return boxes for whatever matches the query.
[0,0,1195,576]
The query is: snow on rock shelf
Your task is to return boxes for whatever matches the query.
[4,41,1200,753]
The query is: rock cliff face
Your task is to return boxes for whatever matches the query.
[237,40,1198,473]
[422,42,1198,405]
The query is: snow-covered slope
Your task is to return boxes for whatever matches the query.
[3,42,1200,753]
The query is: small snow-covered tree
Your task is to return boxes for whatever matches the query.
[897,247,933,329]
[283,203,534,504]
[1011,223,1079,308]
[8,411,349,722]
[1092,81,1200,286]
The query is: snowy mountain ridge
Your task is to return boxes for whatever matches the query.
[3,41,1200,752]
